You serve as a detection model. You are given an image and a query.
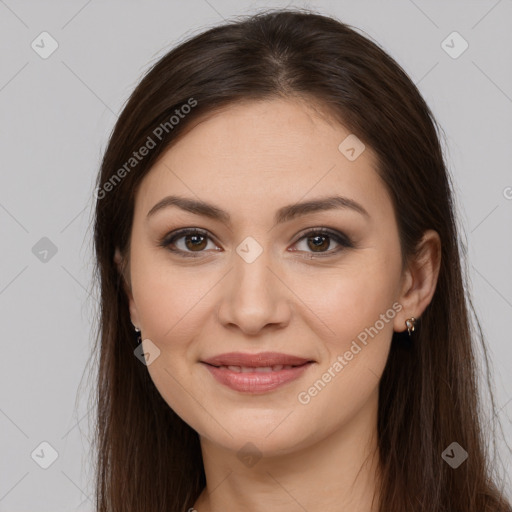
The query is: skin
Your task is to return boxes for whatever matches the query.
[114,98,441,512]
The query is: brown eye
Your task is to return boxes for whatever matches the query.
[292,228,353,257]
[183,233,208,251]
[307,234,331,252]
[160,228,219,257]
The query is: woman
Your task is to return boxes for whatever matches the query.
[91,8,511,512]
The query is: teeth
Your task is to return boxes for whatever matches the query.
[251,367,273,373]
[221,364,295,372]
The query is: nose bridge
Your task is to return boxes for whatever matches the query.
[217,236,289,333]
[233,237,273,303]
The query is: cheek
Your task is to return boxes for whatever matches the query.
[295,261,398,412]
[130,251,213,344]
[296,260,398,345]
[295,270,397,414]
[131,262,213,433]
[312,279,395,385]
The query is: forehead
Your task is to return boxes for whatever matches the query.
[134,98,390,222]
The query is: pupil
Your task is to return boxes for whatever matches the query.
[186,234,206,251]
[309,235,329,252]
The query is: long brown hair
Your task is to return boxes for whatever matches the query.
[90,8,511,511]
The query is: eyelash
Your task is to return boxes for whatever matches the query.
[159,227,354,259]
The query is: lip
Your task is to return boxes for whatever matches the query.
[200,352,315,393]
[201,351,313,367]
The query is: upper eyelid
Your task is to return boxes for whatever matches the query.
[293,226,349,241]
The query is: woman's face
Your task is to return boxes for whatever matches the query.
[121,98,411,456]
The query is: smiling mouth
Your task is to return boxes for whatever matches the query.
[201,361,314,393]
[207,363,306,373]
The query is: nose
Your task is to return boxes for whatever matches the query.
[216,245,291,336]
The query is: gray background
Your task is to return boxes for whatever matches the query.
[0,1,511,510]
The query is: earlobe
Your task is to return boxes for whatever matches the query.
[394,229,441,332]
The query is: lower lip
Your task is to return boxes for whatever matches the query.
[201,362,313,393]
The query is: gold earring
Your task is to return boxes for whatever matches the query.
[405,317,417,336]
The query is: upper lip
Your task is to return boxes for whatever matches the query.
[201,352,313,367]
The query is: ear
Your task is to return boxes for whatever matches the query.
[114,247,141,329]
[393,229,441,333]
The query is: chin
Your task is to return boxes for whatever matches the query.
[196,411,325,458]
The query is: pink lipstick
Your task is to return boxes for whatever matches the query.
[201,352,314,393]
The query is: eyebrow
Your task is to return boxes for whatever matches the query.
[146,194,370,225]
